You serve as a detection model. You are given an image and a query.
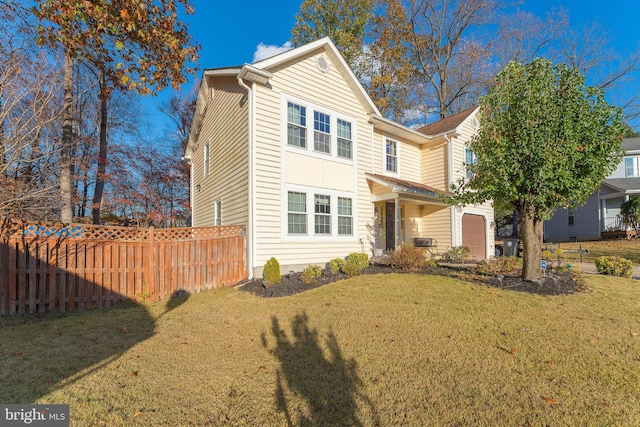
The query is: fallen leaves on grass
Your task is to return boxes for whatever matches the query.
[543,397,559,404]
[132,411,142,418]
[130,371,138,377]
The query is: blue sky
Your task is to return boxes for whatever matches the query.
[146,0,640,132]
[184,0,639,69]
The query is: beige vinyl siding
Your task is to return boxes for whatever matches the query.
[420,205,452,251]
[191,76,249,227]
[421,139,449,190]
[399,141,421,182]
[252,50,375,272]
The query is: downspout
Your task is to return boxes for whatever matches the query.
[237,75,255,278]
[189,159,194,226]
[445,133,457,247]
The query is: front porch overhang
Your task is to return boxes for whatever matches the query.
[365,173,451,206]
[366,173,452,250]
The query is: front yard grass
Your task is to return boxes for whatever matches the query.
[1,273,640,426]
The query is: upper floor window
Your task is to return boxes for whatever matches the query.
[625,156,639,177]
[337,119,352,159]
[465,148,477,180]
[314,112,331,154]
[287,102,307,148]
[283,97,355,162]
[204,142,210,177]
[385,139,398,173]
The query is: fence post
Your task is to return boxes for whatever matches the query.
[0,222,9,315]
[147,227,156,301]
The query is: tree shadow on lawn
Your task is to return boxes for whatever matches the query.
[262,311,379,426]
[0,290,189,404]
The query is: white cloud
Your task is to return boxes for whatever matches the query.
[252,41,294,63]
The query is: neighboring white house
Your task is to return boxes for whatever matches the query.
[545,137,640,241]
[184,37,494,277]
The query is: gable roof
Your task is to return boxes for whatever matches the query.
[253,37,381,116]
[416,107,478,137]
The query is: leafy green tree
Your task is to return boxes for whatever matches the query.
[291,0,372,69]
[620,198,640,237]
[450,59,624,281]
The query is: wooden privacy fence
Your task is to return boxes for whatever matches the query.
[0,221,246,315]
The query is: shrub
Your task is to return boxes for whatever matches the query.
[594,256,633,278]
[345,252,369,276]
[263,257,281,285]
[476,256,523,274]
[301,264,323,284]
[541,250,552,259]
[389,245,434,270]
[329,258,347,274]
[443,246,470,261]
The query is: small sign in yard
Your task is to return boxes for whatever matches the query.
[541,259,547,271]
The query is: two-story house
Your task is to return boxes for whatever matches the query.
[545,137,640,241]
[184,37,494,277]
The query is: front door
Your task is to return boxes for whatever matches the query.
[385,202,395,250]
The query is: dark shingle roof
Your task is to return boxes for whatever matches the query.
[366,173,452,197]
[622,137,640,153]
[416,107,477,136]
[604,178,640,192]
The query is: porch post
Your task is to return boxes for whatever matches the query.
[395,195,402,248]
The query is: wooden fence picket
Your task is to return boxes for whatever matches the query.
[0,223,246,315]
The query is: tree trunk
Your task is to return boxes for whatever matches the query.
[519,203,543,281]
[92,69,108,225]
[60,50,74,224]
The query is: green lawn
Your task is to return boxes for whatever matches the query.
[1,273,640,426]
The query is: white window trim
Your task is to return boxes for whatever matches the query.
[204,142,210,177]
[465,147,478,180]
[382,136,400,176]
[214,198,222,226]
[281,94,356,165]
[625,156,639,178]
[282,184,357,242]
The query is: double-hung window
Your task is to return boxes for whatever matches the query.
[288,192,307,234]
[314,194,331,234]
[625,156,640,177]
[337,119,352,159]
[385,139,398,173]
[568,206,575,226]
[314,112,331,154]
[465,148,477,180]
[337,197,353,235]
[287,102,307,148]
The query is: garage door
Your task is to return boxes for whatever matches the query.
[462,214,486,260]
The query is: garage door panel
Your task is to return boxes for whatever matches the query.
[462,214,486,260]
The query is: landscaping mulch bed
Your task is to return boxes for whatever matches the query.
[238,262,584,298]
